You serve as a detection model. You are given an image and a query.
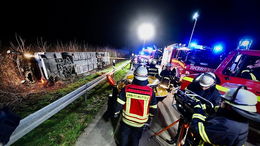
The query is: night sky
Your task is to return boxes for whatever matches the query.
[1,0,260,51]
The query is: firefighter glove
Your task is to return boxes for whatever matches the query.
[114,112,119,118]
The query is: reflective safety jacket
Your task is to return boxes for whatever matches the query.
[241,69,259,81]
[190,107,249,146]
[116,79,157,127]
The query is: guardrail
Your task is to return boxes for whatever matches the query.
[6,61,130,146]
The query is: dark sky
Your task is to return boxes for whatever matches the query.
[1,0,260,51]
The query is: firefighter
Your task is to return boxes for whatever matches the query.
[241,59,260,81]
[160,63,176,79]
[190,86,260,146]
[147,59,159,77]
[187,72,221,106]
[114,66,157,146]
[113,60,116,71]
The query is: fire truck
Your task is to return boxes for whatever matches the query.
[180,39,259,112]
[161,43,225,77]
[137,46,162,63]
[180,39,260,144]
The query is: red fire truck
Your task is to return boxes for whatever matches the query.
[180,39,260,144]
[161,43,225,77]
[181,41,260,113]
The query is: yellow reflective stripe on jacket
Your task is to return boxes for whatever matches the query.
[122,117,144,127]
[257,96,260,102]
[250,73,257,81]
[122,92,150,126]
[192,113,206,121]
[149,105,157,108]
[122,112,148,123]
[198,122,211,144]
[125,92,150,118]
[117,98,125,105]
[182,76,194,82]
[242,70,258,81]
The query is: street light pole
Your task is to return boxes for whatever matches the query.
[188,12,199,47]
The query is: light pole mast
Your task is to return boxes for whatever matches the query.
[188,12,199,47]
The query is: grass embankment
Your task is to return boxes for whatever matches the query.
[13,62,130,146]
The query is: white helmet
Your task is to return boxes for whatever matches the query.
[222,87,257,112]
[152,59,157,65]
[197,72,216,87]
[134,66,148,81]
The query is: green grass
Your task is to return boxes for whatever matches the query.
[13,63,130,146]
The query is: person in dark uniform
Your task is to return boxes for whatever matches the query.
[147,59,159,77]
[114,66,157,146]
[190,86,260,146]
[160,63,176,79]
[187,72,221,106]
[241,59,260,81]
[112,60,116,71]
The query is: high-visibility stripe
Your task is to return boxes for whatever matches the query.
[198,122,211,144]
[257,96,260,102]
[242,70,258,81]
[194,105,201,108]
[122,112,148,122]
[149,105,157,108]
[215,85,229,93]
[198,140,205,146]
[149,113,154,116]
[122,117,144,127]
[192,114,206,121]
[182,76,194,82]
[117,98,125,105]
[249,73,257,81]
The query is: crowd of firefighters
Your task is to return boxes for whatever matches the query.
[106,56,260,146]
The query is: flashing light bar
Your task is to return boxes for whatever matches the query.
[237,39,253,50]
[190,42,204,49]
[213,44,224,54]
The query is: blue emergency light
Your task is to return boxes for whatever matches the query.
[237,39,253,50]
[147,47,153,52]
[213,44,224,54]
[190,42,204,49]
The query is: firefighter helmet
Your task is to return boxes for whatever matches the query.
[134,66,148,81]
[197,72,216,87]
[152,59,157,65]
[222,86,257,112]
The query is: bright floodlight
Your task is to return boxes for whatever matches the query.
[137,23,155,41]
[193,12,199,20]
